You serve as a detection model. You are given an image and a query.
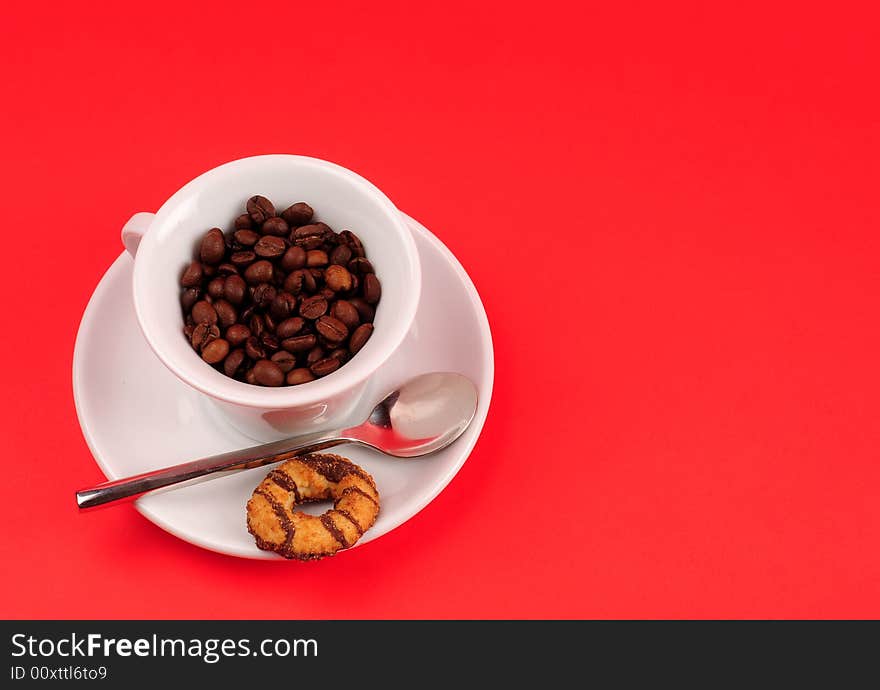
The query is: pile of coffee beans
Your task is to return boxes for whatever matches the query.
[179,196,380,386]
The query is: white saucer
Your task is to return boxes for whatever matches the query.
[73,212,494,560]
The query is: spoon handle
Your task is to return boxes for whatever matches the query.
[75,430,349,510]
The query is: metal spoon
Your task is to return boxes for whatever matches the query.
[75,372,478,510]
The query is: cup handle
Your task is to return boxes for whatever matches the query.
[121,212,156,257]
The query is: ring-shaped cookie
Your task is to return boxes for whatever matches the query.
[246,453,380,560]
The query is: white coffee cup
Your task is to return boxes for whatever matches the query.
[122,154,421,441]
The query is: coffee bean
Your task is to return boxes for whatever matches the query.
[286,368,315,385]
[254,235,287,258]
[306,250,329,267]
[339,230,366,257]
[328,347,350,364]
[346,273,360,296]
[316,315,348,343]
[330,300,360,330]
[299,295,328,319]
[280,245,307,271]
[231,250,256,266]
[348,257,374,275]
[261,217,289,237]
[201,338,229,364]
[223,348,246,376]
[253,359,284,386]
[183,323,195,340]
[181,287,201,313]
[292,224,325,250]
[223,274,247,305]
[247,195,275,224]
[225,324,251,347]
[349,323,373,353]
[324,264,353,292]
[233,229,259,247]
[281,334,316,353]
[282,269,305,294]
[329,244,352,266]
[263,312,277,332]
[200,228,226,265]
[244,260,274,285]
[276,317,305,340]
[191,300,218,324]
[244,368,257,384]
[362,274,381,304]
[234,213,253,230]
[306,347,326,366]
[251,283,276,309]
[314,221,334,235]
[249,314,266,338]
[191,322,220,350]
[217,262,239,276]
[213,299,237,328]
[270,350,297,373]
[270,292,297,320]
[180,261,203,287]
[280,202,314,226]
[207,276,226,300]
[348,297,375,323]
[245,336,266,360]
[310,357,341,377]
[240,304,255,321]
[261,333,279,352]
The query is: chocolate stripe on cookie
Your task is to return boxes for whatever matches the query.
[298,454,374,486]
[339,485,379,507]
[255,489,295,555]
[319,514,350,548]
[268,469,301,503]
[333,508,364,536]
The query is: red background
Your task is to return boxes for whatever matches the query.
[1,2,878,618]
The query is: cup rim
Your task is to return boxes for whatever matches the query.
[131,154,421,409]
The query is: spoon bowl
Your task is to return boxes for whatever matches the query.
[344,372,478,457]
